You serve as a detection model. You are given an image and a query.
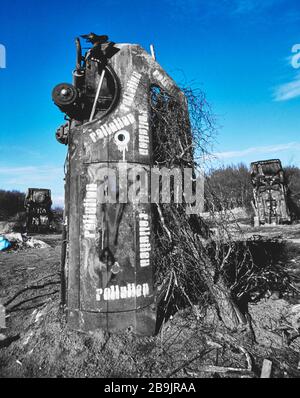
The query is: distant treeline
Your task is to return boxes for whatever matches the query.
[205,163,300,218]
[205,163,252,211]
[0,190,64,221]
[0,164,299,220]
[0,190,25,220]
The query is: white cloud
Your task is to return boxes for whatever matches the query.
[273,73,300,101]
[0,165,62,184]
[231,0,281,14]
[0,165,64,206]
[167,0,283,17]
[0,146,43,159]
[52,195,65,208]
[215,142,300,160]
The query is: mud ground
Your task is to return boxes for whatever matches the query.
[1,227,300,378]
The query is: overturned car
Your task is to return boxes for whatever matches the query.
[251,159,291,225]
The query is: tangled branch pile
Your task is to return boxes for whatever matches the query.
[150,85,293,329]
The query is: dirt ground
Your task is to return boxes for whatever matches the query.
[1,227,300,378]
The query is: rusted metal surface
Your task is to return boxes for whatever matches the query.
[251,159,291,225]
[24,188,52,232]
[54,34,187,335]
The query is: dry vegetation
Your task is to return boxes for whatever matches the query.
[0,235,300,378]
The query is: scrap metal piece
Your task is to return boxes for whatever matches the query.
[53,34,190,336]
[24,188,52,233]
[80,33,109,44]
[251,159,291,225]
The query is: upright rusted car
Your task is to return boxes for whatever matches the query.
[24,188,52,232]
[251,159,291,225]
[53,34,189,335]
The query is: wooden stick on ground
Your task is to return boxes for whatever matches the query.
[197,365,254,375]
[7,290,60,313]
[4,279,60,307]
[156,203,172,242]
[261,359,272,378]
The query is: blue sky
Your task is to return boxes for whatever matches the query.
[0,0,300,205]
